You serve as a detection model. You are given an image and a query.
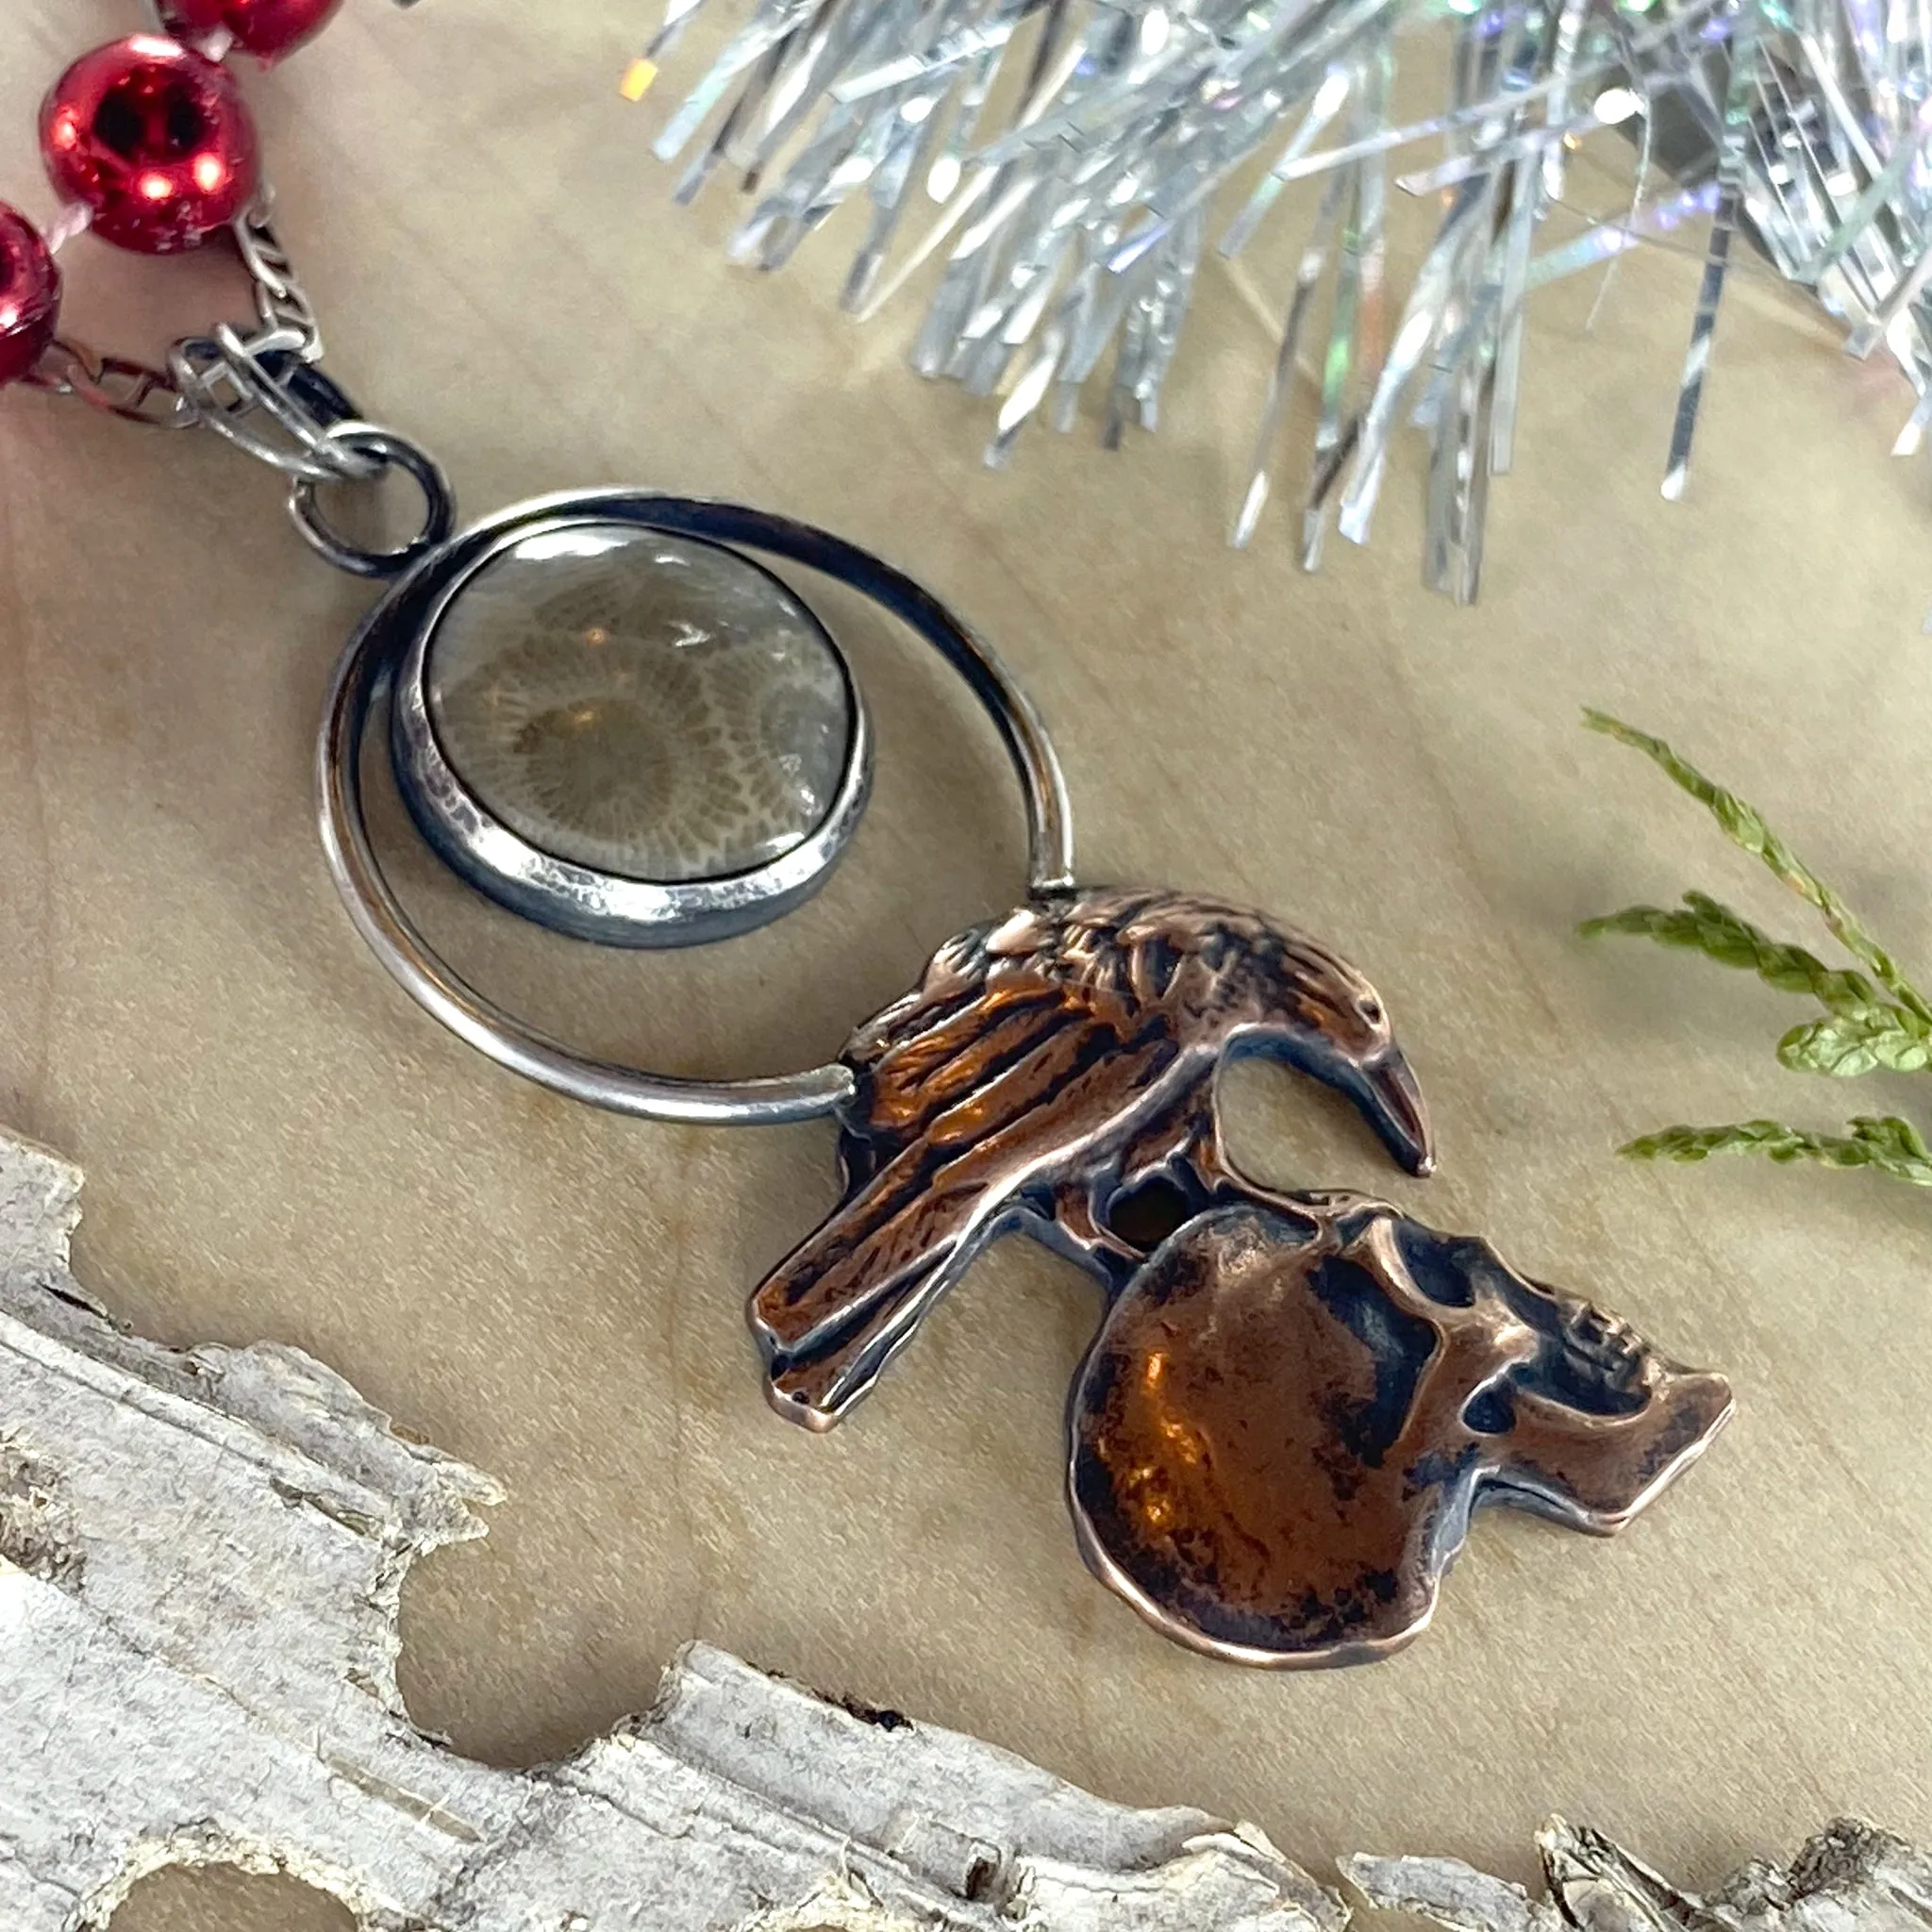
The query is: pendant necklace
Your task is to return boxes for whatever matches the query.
[2,10,1733,1669]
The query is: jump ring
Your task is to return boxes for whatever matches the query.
[289,423,457,579]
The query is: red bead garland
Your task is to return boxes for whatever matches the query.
[157,0,345,62]
[39,37,261,256]
[8,6,339,388]
[0,206,60,387]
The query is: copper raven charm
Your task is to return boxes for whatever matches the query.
[752,888,1434,1425]
[749,887,1730,1666]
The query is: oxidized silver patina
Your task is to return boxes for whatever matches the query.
[319,488,1074,1124]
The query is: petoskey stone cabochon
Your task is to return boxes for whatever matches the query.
[424,525,858,885]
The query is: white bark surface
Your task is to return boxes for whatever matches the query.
[1346,1816,1932,1929]
[0,1124,1917,1931]
[0,1127,1334,1932]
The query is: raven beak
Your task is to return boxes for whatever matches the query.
[1362,1046,1435,1177]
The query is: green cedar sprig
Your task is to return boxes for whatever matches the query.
[1581,712,1932,1185]
[1578,893,1877,1014]
[1622,1118,1932,1186]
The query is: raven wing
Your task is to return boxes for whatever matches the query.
[750,899,1186,1428]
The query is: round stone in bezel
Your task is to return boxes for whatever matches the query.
[421,522,858,889]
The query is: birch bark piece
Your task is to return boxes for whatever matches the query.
[0,1125,1332,1932]
[1343,1815,1932,1930]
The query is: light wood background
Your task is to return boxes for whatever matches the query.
[2,4,1929,1927]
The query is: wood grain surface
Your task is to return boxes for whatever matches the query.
[0,4,1927,1926]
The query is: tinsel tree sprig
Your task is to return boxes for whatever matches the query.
[641,0,1932,602]
[1582,711,1932,1184]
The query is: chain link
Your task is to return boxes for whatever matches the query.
[24,340,199,428]
[234,200,325,363]
[23,191,456,575]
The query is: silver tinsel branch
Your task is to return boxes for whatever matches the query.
[634,0,1932,600]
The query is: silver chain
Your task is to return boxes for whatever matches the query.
[233,201,325,363]
[25,192,366,479]
[23,187,456,577]
[24,340,198,429]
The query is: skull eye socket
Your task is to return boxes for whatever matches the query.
[1392,1222,1477,1307]
[1462,1383,1516,1435]
[1104,1174,1196,1253]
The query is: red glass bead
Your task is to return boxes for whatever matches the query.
[0,206,60,387]
[156,0,345,61]
[39,37,260,256]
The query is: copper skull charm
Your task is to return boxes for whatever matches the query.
[1070,1195,1732,1666]
[749,888,1732,1668]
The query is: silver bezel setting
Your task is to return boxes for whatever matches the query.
[391,510,873,949]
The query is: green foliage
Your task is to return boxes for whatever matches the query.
[1777,1009,1932,1077]
[1581,712,1932,1187]
[1577,893,1877,1013]
[1582,710,1932,1023]
[1621,1118,1932,1186]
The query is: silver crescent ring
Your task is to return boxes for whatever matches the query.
[316,489,1077,1128]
